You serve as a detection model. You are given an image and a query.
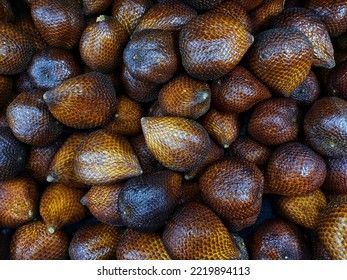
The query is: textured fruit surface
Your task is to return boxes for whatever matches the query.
[179,13,253,80]
[141,116,211,172]
[116,228,171,260]
[276,189,327,229]
[248,27,313,96]
[159,74,211,120]
[6,91,63,146]
[74,129,142,185]
[39,183,88,232]
[304,97,347,157]
[235,0,263,11]
[82,0,112,15]
[264,142,327,196]
[323,157,347,194]
[80,15,128,73]
[0,74,12,110]
[247,98,302,146]
[249,218,310,260]
[10,220,69,260]
[0,0,14,22]
[43,72,117,129]
[185,0,222,10]
[0,22,35,75]
[162,202,240,260]
[69,223,123,260]
[326,60,347,100]
[0,176,39,228]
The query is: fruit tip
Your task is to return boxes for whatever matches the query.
[80,196,87,206]
[47,227,55,234]
[184,174,191,181]
[96,15,106,23]
[223,144,230,149]
[28,210,34,218]
[46,174,56,183]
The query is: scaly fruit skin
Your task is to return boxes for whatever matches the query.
[162,202,240,260]
[0,74,12,111]
[179,13,253,81]
[74,129,142,185]
[141,116,211,172]
[326,60,347,100]
[116,228,171,260]
[69,223,124,260]
[248,27,313,96]
[43,72,117,129]
[0,22,35,75]
[0,0,14,22]
[31,0,85,49]
[10,220,69,260]
[82,0,113,15]
[304,97,347,158]
[323,157,347,194]
[185,0,222,10]
[235,0,263,11]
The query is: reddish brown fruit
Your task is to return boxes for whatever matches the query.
[81,184,124,225]
[199,108,240,148]
[28,48,82,91]
[69,223,124,260]
[323,157,347,194]
[116,228,171,260]
[141,116,211,172]
[235,0,263,11]
[134,0,197,33]
[31,0,85,49]
[0,22,35,75]
[162,202,240,260]
[326,60,347,100]
[0,176,39,228]
[247,98,302,146]
[10,220,69,260]
[247,27,313,96]
[43,72,117,129]
[185,0,222,10]
[0,74,12,109]
[275,189,327,229]
[6,91,63,147]
[179,13,253,81]
[211,66,271,114]
[159,75,211,120]
[199,159,264,231]
[0,0,14,22]
[249,219,310,260]
[112,0,153,35]
[80,15,128,73]
[304,97,347,157]
[177,180,202,205]
[123,29,179,84]
[82,0,112,15]
[264,142,327,196]
[39,183,88,233]
[104,94,142,137]
[74,129,142,185]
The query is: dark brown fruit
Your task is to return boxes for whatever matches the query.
[317,196,347,259]
[39,183,88,233]
[10,220,69,260]
[247,27,313,96]
[264,142,327,196]
[28,48,82,91]
[0,22,35,75]
[81,183,124,225]
[26,138,63,182]
[275,189,327,229]
[134,0,197,33]
[326,60,347,100]
[43,72,117,129]
[6,91,63,146]
[80,15,128,73]
[118,170,181,231]
[177,180,202,205]
[323,157,347,194]
[211,66,271,114]
[307,0,347,37]
[249,218,310,260]
[199,108,240,148]
[179,13,253,81]
[112,0,153,35]
[141,116,211,172]
[116,228,171,260]
[0,228,12,260]
[0,74,12,110]
[31,0,85,49]
[247,98,302,146]
[0,127,26,181]
[304,97,347,157]
[104,94,143,137]
[0,0,14,22]
[123,29,179,84]
[69,223,123,260]
[74,129,142,185]
[82,0,112,15]
[199,159,264,231]
[159,74,211,120]
[185,0,222,10]
[162,202,240,260]
[13,72,36,93]
[0,176,39,228]
[235,0,263,11]
[147,100,164,117]
[273,7,335,68]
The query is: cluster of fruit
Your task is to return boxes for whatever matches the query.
[0,0,346,260]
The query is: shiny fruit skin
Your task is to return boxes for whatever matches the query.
[185,0,222,10]
[326,60,347,100]
[82,0,113,16]
[323,157,347,194]
[235,0,263,11]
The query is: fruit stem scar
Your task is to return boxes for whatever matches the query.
[47,227,55,234]
[96,15,106,23]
